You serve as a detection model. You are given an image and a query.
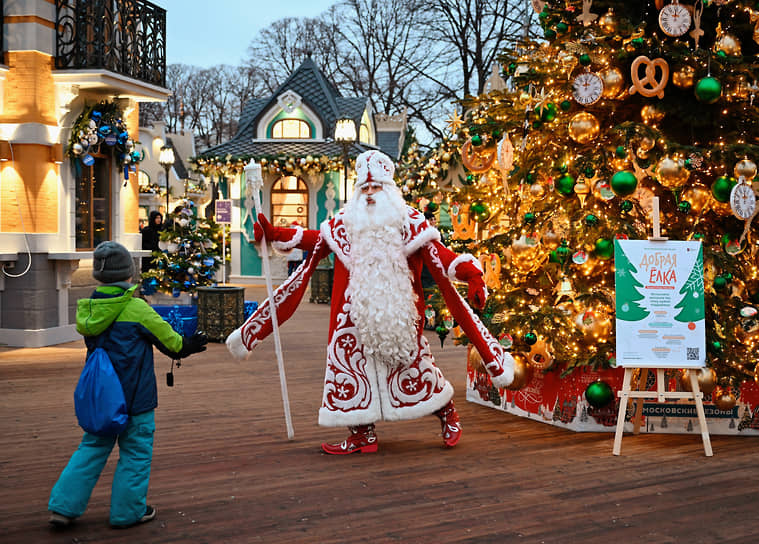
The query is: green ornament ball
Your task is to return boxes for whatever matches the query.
[555,174,576,196]
[560,100,572,111]
[524,332,538,345]
[713,276,727,290]
[711,176,736,203]
[585,214,599,226]
[579,53,591,66]
[544,28,557,39]
[594,238,614,260]
[585,381,614,408]
[556,22,568,33]
[541,102,557,122]
[710,340,723,353]
[532,120,543,129]
[524,212,536,224]
[694,76,722,104]
[693,233,705,241]
[584,166,595,177]
[610,170,638,197]
[615,145,627,158]
[678,201,692,214]
[470,201,490,222]
[463,174,475,186]
[471,134,483,146]
[426,202,439,213]
[620,200,634,212]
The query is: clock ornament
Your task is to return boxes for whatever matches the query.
[572,69,604,105]
[659,1,691,37]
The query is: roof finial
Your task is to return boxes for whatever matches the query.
[306,50,313,59]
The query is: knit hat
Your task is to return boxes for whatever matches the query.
[93,241,135,283]
[354,150,395,188]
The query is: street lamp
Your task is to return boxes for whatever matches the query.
[334,117,357,204]
[158,144,175,218]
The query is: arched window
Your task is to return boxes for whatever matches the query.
[271,119,311,139]
[359,123,371,144]
[271,176,308,227]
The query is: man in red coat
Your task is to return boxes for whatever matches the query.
[227,150,514,454]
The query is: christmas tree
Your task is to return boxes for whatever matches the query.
[401,0,759,392]
[141,199,227,297]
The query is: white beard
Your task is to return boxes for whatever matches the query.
[343,186,419,368]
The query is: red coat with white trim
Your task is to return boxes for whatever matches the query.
[226,206,514,427]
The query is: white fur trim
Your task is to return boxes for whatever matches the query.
[272,226,304,255]
[489,352,515,388]
[447,253,482,282]
[225,328,251,360]
[404,225,441,256]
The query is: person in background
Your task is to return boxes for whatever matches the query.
[48,241,208,529]
[227,150,514,455]
[140,211,163,273]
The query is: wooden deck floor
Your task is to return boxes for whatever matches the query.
[1,286,758,544]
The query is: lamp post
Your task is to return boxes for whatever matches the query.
[334,117,357,204]
[158,145,175,218]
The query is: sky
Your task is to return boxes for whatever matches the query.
[154,1,338,68]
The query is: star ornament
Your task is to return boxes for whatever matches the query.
[445,109,465,135]
[533,86,549,117]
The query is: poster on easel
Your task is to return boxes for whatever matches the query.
[614,239,705,369]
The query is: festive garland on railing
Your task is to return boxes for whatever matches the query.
[189,153,347,178]
[67,100,144,180]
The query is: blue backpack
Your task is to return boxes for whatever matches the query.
[74,346,129,436]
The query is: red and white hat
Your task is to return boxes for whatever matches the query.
[354,150,395,188]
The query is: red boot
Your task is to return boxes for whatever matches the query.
[321,424,378,455]
[435,400,462,448]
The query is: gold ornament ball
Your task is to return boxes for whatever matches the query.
[568,112,600,144]
[639,136,655,152]
[734,159,757,181]
[442,152,452,162]
[598,9,619,34]
[672,65,696,88]
[468,346,485,373]
[656,156,690,188]
[680,368,717,395]
[713,389,737,411]
[507,353,534,390]
[575,310,611,340]
[519,92,532,105]
[600,66,625,98]
[542,230,560,249]
[530,182,545,198]
[716,33,742,56]
[680,184,711,214]
[641,104,665,125]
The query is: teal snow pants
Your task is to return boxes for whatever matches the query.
[48,410,155,526]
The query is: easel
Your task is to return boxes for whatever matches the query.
[612,198,713,457]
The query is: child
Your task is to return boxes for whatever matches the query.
[48,241,208,529]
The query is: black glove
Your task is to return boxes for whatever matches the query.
[177,330,208,359]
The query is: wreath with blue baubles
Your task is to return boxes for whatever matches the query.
[67,100,144,182]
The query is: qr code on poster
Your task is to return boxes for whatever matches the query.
[687,347,699,361]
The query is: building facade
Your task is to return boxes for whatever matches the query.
[193,55,407,282]
[0,0,169,347]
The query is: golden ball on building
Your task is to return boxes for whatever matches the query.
[568,112,600,144]
[641,104,665,125]
[507,352,533,390]
[656,156,690,188]
[716,33,742,56]
[734,159,757,181]
[600,66,625,98]
[672,65,696,88]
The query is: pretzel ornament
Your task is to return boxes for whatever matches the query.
[461,137,497,173]
[450,203,477,240]
[629,56,669,99]
[479,253,502,290]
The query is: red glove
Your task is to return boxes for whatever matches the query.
[253,213,275,242]
[467,276,488,310]
[455,259,488,310]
